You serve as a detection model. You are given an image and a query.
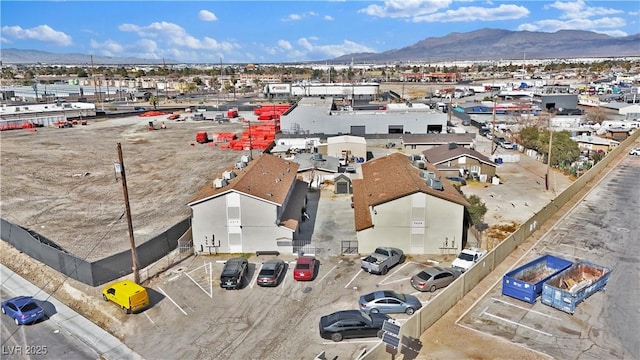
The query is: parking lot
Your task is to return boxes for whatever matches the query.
[455,153,639,360]
[110,251,456,360]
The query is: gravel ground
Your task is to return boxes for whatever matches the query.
[1,112,248,261]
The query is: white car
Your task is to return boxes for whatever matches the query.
[451,248,487,272]
[629,147,640,156]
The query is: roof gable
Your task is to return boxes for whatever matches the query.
[422,144,495,166]
[189,153,300,206]
[352,152,469,231]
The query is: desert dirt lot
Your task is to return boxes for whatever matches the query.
[1,113,249,260]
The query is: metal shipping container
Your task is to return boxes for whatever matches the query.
[541,261,611,314]
[502,254,573,304]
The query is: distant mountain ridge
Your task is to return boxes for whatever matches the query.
[1,28,638,65]
[0,48,178,65]
[332,28,640,63]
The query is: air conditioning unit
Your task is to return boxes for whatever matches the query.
[419,171,436,180]
[222,170,237,180]
[241,154,252,163]
[413,160,426,169]
[213,178,228,189]
[235,162,247,169]
[426,178,444,191]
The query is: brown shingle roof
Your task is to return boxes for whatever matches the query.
[188,153,300,206]
[352,152,469,231]
[422,144,495,166]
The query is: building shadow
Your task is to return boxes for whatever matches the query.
[401,335,423,360]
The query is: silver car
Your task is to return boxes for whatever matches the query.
[410,266,462,292]
[359,290,422,315]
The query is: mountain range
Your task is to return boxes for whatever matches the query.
[333,28,640,63]
[1,28,638,65]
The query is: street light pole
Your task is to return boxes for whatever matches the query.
[545,115,554,191]
[116,143,141,284]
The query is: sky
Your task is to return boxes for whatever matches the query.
[1,1,639,64]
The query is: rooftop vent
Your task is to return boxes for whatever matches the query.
[413,160,426,169]
[241,154,252,163]
[419,171,436,180]
[275,178,281,183]
[222,170,237,180]
[235,162,247,169]
[448,142,458,150]
[213,178,228,189]
[426,178,444,191]
[311,153,324,161]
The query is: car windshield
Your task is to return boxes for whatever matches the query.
[417,271,433,280]
[374,248,388,256]
[458,253,474,261]
[360,312,372,322]
[20,303,39,312]
[296,264,310,270]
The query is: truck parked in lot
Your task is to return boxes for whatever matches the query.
[451,248,487,272]
[502,254,573,304]
[361,247,405,275]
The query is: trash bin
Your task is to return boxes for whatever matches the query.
[496,157,503,164]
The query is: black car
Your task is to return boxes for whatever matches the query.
[319,310,390,342]
[256,259,285,287]
[220,257,248,290]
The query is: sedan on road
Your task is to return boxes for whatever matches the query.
[359,290,422,315]
[293,256,316,281]
[1,296,45,325]
[319,310,390,342]
[410,266,462,292]
[256,259,286,287]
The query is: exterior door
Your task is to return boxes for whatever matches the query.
[226,193,242,253]
[350,125,365,136]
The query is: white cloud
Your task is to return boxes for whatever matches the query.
[1,37,9,44]
[198,10,218,22]
[89,39,125,56]
[413,4,529,22]
[359,0,453,19]
[518,0,628,36]
[324,15,334,21]
[278,40,293,51]
[284,14,303,21]
[118,21,239,52]
[1,25,72,46]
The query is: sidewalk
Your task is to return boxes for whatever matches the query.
[0,265,142,360]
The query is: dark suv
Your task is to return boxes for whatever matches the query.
[220,258,248,290]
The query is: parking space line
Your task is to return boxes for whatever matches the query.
[344,269,363,289]
[157,286,188,316]
[318,265,338,283]
[481,310,552,337]
[250,264,262,288]
[322,340,381,345]
[378,262,414,285]
[379,277,411,286]
[456,322,554,359]
[144,312,156,325]
[490,297,561,320]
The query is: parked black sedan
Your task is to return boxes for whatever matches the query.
[319,310,390,342]
[256,259,286,287]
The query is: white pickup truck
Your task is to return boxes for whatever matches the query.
[451,248,487,272]
[361,247,405,275]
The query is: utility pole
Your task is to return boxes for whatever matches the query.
[545,115,554,191]
[491,95,497,155]
[116,143,141,284]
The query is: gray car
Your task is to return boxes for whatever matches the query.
[410,266,462,292]
[256,259,286,287]
[359,290,422,315]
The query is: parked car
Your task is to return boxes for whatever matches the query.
[293,255,316,281]
[220,257,249,289]
[319,310,390,342]
[500,141,514,149]
[102,280,149,314]
[1,296,45,325]
[134,107,146,112]
[410,266,462,292]
[257,259,286,287]
[359,290,422,315]
[451,248,487,272]
[629,147,640,156]
[361,247,405,275]
[445,176,467,186]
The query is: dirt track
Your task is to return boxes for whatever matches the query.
[1,113,247,261]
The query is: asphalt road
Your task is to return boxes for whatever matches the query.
[0,289,99,360]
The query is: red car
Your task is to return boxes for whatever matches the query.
[167,114,180,120]
[293,256,316,281]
